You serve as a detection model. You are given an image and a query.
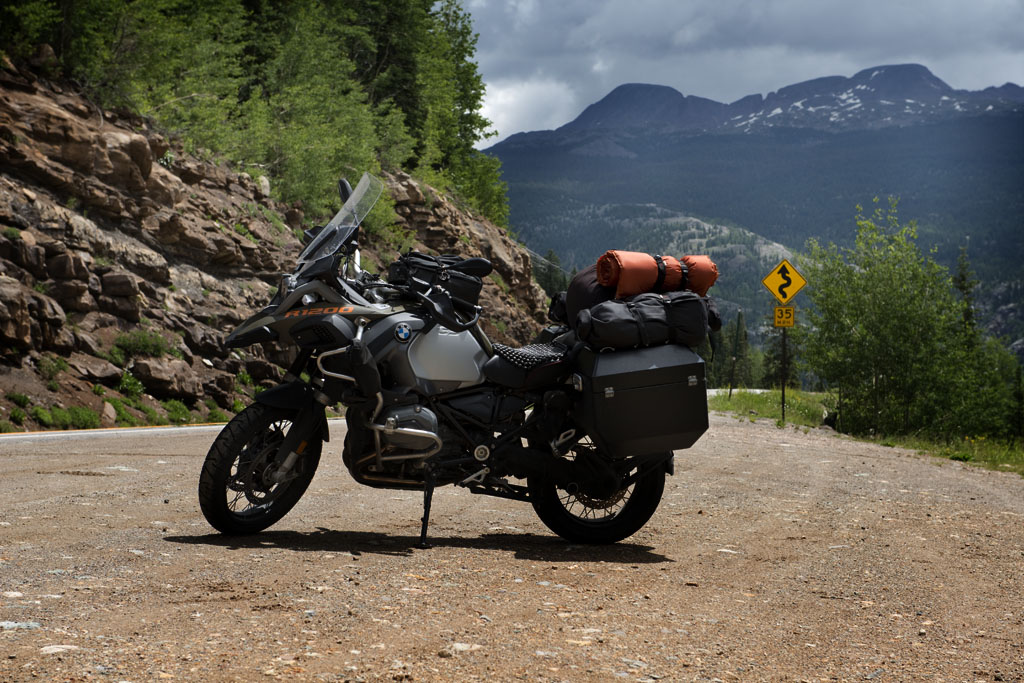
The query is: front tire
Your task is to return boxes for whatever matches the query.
[528,448,667,544]
[198,403,322,534]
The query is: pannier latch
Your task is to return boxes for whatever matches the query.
[604,387,615,398]
[688,375,699,387]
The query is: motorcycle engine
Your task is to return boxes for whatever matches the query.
[379,404,440,451]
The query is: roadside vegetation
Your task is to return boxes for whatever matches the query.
[0,0,507,228]
[708,199,1023,476]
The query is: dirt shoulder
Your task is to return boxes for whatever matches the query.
[1,415,1022,681]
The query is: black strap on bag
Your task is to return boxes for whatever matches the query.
[626,300,650,347]
[651,254,667,293]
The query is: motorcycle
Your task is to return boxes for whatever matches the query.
[198,173,710,546]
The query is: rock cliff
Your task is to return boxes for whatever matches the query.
[0,60,545,431]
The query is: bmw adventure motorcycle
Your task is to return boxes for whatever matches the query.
[198,173,710,546]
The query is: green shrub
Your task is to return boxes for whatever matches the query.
[236,371,253,387]
[92,384,106,396]
[50,406,71,429]
[118,371,144,399]
[30,406,53,427]
[46,379,59,392]
[139,404,166,425]
[106,398,139,427]
[114,329,170,359]
[68,406,100,429]
[0,420,14,433]
[206,408,229,423]
[231,398,245,413]
[38,354,69,381]
[162,399,192,424]
[7,392,30,408]
[10,407,25,425]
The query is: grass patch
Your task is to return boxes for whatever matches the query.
[106,398,140,427]
[712,391,1024,476]
[0,420,14,433]
[29,406,53,427]
[876,435,1024,477]
[7,392,30,408]
[206,408,229,423]
[489,271,510,294]
[38,354,69,381]
[114,329,174,359]
[162,399,193,424]
[708,389,827,428]
[10,407,25,425]
[50,406,101,430]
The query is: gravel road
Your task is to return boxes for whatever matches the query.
[1,414,1022,682]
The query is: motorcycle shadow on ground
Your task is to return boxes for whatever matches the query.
[166,528,673,564]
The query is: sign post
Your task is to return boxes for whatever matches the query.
[762,259,807,423]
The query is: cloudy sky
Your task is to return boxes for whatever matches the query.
[467,0,1024,145]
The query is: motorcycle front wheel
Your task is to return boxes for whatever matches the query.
[527,449,667,544]
[198,403,322,535]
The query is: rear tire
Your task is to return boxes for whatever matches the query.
[528,449,667,544]
[198,403,322,534]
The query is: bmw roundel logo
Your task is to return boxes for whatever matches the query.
[394,322,412,343]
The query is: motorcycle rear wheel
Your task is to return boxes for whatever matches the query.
[198,403,322,535]
[527,450,666,544]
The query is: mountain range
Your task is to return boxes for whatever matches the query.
[487,64,1024,352]
[558,64,1024,135]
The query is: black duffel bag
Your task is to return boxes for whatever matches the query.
[387,251,483,306]
[576,290,709,351]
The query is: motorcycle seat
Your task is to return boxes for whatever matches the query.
[483,342,572,390]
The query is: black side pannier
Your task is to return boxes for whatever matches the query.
[575,290,709,350]
[573,344,708,458]
[387,251,483,306]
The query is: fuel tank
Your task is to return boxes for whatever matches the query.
[368,314,487,395]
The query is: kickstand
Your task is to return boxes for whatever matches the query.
[417,467,436,550]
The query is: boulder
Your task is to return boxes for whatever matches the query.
[47,251,90,279]
[102,271,140,298]
[0,276,33,348]
[48,279,95,312]
[98,295,142,323]
[146,164,187,207]
[245,358,280,383]
[131,358,203,400]
[73,330,103,356]
[67,352,121,384]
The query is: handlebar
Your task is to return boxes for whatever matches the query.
[413,288,480,332]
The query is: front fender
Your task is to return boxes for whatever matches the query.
[256,382,330,443]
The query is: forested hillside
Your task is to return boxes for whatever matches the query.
[0,0,508,225]
[0,0,554,433]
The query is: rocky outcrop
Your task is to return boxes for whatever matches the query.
[0,59,547,430]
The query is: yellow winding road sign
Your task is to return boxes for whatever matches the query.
[762,259,806,305]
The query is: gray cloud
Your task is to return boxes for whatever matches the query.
[469,0,1024,143]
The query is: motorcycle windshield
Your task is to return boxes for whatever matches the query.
[296,173,384,266]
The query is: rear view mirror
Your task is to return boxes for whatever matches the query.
[338,178,353,204]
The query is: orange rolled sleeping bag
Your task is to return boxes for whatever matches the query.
[682,254,719,296]
[596,250,685,298]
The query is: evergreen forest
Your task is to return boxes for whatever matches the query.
[0,0,508,225]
